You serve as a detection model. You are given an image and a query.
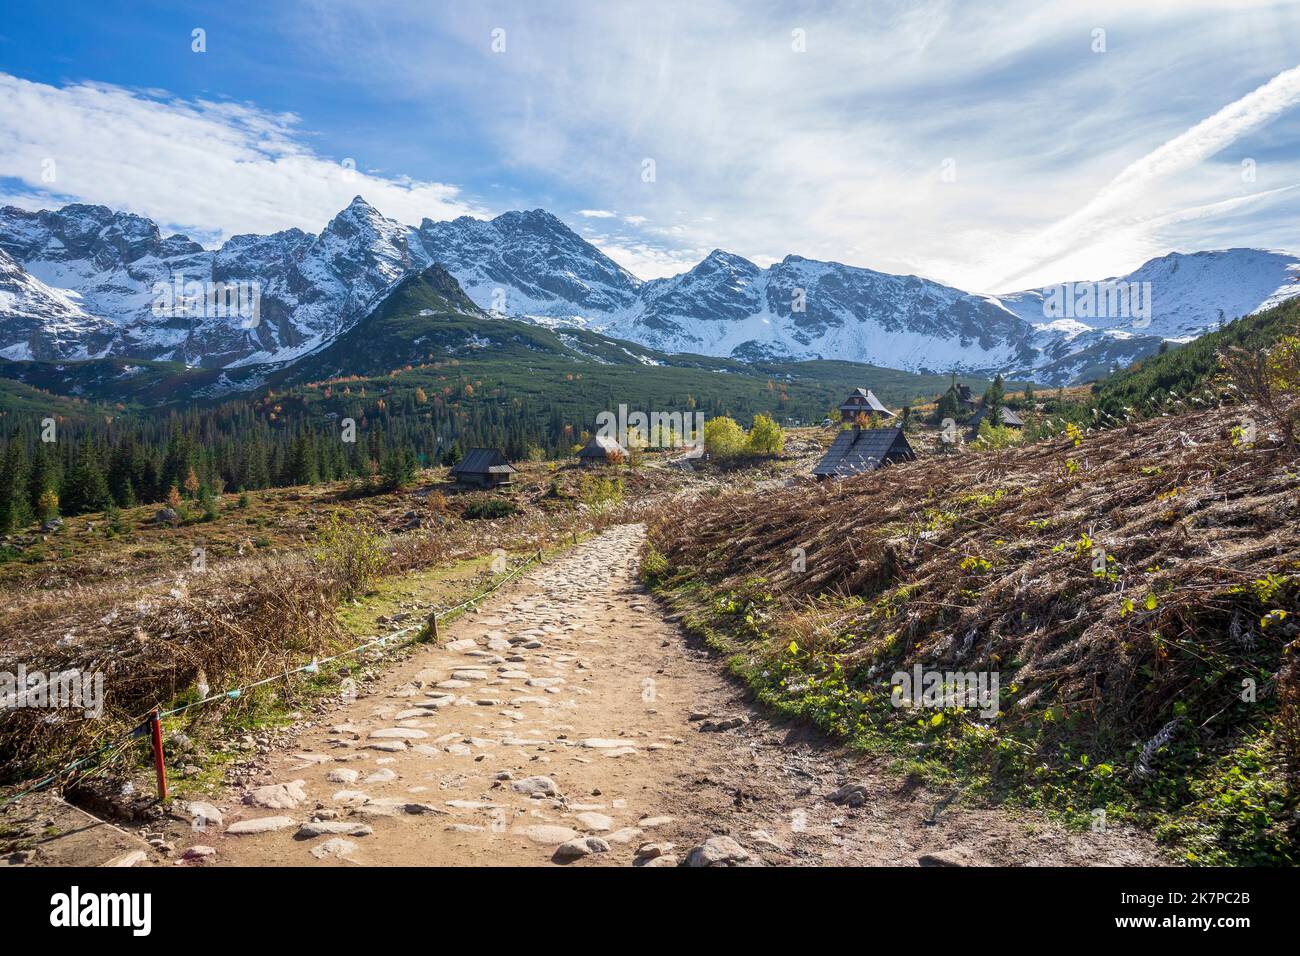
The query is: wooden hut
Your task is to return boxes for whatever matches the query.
[812,426,915,480]
[577,434,627,468]
[952,383,979,409]
[838,387,896,423]
[448,448,517,487]
[969,405,1025,429]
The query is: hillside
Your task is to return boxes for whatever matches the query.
[645,403,1300,865]
[1094,295,1300,416]
[0,356,222,409]
[278,265,1021,428]
[0,264,1018,424]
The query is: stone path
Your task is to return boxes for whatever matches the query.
[183,524,1168,867]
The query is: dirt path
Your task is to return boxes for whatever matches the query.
[185,524,1167,867]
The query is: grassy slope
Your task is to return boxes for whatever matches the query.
[1094,296,1300,414]
[0,377,116,426]
[645,405,1300,865]
[0,356,222,410]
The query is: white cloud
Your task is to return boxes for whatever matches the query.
[310,0,1300,289]
[990,64,1300,289]
[0,73,487,244]
[594,239,704,280]
[6,0,1300,293]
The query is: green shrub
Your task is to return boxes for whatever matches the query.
[972,419,1021,450]
[579,474,623,510]
[314,513,387,597]
[746,413,785,456]
[463,497,519,520]
[703,416,747,459]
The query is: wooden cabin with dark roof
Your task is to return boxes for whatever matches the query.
[838,387,896,423]
[448,448,518,487]
[577,434,627,468]
[812,425,915,480]
[969,405,1025,429]
[941,381,979,410]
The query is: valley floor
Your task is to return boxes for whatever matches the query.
[105,524,1166,867]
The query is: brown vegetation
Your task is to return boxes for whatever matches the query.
[650,403,1299,767]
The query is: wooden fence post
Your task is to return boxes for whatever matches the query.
[149,708,168,803]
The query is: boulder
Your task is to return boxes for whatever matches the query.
[684,836,753,867]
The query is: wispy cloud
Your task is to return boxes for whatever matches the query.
[991,64,1300,289]
[0,73,485,243]
[311,0,1300,287]
[4,1,1300,289]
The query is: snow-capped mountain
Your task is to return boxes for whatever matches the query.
[997,248,1300,341]
[0,197,429,368]
[1,197,1297,384]
[418,209,640,317]
[0,248,115,360]
[599,250,1039,373]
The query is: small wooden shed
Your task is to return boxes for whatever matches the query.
[448,448,517,487]
[951,383,979,409]
[838,387,896,423]
[812,426,915,480]
[577,434,627,468]
[969,405,1025,429]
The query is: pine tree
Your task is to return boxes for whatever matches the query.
[0,438,33,532]
[381,445,416,490]
[108,438,138,507]
[983,374,1006,421]
[63,441,112,515]
[936,389,959,425]
[28,442,60,521]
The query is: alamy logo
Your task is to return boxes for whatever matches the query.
[890,664,1000,718]
[151,274,261,328]
[1041,281,1153,328]
[0,665,104,718]
[595,404,705,450]
[49,886,151,936]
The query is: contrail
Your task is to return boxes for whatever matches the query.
[994,63,1300,289]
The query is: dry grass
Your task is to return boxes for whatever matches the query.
[0,464,679,785]
[650,404,1300,756]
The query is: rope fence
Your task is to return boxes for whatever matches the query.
[0,547,545,809]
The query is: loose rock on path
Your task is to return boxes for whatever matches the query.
[189,524,1166,867]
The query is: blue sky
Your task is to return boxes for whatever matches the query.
[1,0,1299,291]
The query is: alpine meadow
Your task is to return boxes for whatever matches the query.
[0,0,1297,929]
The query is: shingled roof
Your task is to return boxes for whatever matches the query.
[838,387,895,416]
[578,434,627,459]
[970,405,1025,428]
[449,448,517,476]
[812,426,915,478]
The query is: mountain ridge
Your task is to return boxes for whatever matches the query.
[2,197,1297,385]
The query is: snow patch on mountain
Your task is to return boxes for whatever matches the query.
[996,248,1300,341]
[0,247,114,360]
[2,198,1297,385]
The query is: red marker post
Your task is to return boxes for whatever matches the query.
[148,708,168,802]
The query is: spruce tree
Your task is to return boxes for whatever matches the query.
[28,442,60,521]
[0,438,33,532]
